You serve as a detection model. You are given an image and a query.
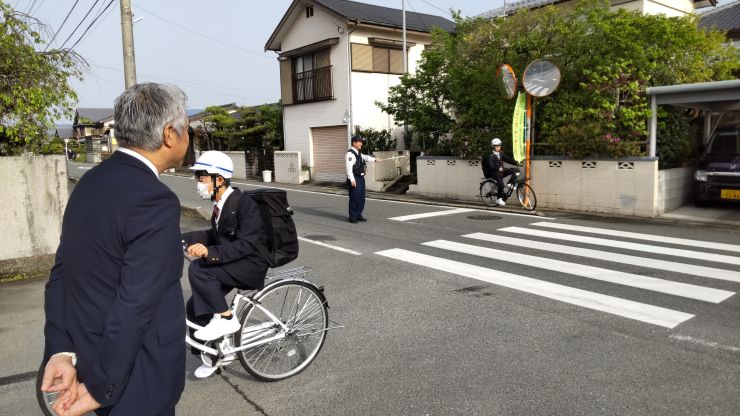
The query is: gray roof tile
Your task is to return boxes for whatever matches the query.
[315,0,455,32]
[700,0,740,32]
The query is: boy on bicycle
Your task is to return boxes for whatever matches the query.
[482,138,519,206]
[182,151,269,378]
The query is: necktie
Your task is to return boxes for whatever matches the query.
[212,205,220,222]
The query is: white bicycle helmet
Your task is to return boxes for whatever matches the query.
[491,138,502,146]
[190,151,234,179]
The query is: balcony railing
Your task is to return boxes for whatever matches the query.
[293,66,333,103]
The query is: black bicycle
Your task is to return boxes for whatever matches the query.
[479,169,537,211]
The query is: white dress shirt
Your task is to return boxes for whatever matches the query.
[116,147,159,178]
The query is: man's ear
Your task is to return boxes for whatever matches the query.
[162,123,176,149]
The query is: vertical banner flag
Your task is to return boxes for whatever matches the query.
[512,92,526,163]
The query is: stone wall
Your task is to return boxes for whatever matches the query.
[0,156,68,277]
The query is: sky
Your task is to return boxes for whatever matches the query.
[11,0,732,123]
[11,0,503,123]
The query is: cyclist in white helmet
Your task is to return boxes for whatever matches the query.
[482,138,518,205]
[182,151,269,378]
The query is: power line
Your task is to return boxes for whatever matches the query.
[417,0,453,17]
[68,0,116,51]
[44,0,80,51]
[90,63,279,95]
[132,3,271,59]
[58,0,102,50]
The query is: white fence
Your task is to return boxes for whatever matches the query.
[409,156,692,217]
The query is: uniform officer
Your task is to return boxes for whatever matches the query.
[346,135,376,223]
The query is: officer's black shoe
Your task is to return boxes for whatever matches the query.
[349,218,358,224]
[357,217,367,222]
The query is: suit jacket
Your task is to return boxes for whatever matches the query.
[483,152,518,178]
[44,151,185,415]
[182,188,268,290]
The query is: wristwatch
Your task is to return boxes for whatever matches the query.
[53,352,77,366]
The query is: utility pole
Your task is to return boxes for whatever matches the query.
[120,0,137,88]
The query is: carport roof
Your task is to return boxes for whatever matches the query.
[646,79,740,113]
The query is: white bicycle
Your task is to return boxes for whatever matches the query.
[187,266,337,381]
[37,266,338,415]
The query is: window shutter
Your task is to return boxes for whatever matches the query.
[279,59,294,105]
[389,48,404,74]
[351,44,372,71]
[372,47,389,73]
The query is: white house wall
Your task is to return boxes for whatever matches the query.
[350,28,430,147]
[281,5,350,168]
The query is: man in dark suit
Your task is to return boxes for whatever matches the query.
[182,150,269,378]
[41,83,191,416]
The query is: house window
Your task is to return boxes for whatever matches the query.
[305,5,314,18]
[292,48,332,103]
[351,44,405,75]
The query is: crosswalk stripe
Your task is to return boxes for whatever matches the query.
[530,222,740,253]
[375,248,694,328]
[389,208,475,222]
[500,227,740,266]
[464,233,740,284]
[423,240,734,303]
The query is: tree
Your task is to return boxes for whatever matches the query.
[0,1,82,155]
[378,0,740,166]
[200,103,283,152]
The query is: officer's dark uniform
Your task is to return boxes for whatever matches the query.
[347,146,367,222]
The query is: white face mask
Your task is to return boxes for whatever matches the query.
[197,182,211,199]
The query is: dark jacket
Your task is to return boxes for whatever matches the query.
[182,188,268,290]
[482,152,518,178]
[44,151,185,415]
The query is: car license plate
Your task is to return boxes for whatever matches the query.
[720,189,740,200]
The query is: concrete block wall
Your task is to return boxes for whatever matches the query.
[409,156,681,217]
[530,159,659,217]
[657,166,694,213]
[0,156,68,260]
[409,157,484,201]
[274,151,303,184]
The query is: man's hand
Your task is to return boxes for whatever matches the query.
[350,180,356,188]
[186,243,209,258]
[41,354,78,412]
[61,383,101,416]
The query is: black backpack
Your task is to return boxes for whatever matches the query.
[243,189,299,268]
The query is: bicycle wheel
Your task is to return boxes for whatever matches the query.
[516,183,537,211]
[236,280,328,381]
[479,180,499,207]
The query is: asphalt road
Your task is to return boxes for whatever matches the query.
[4,162,739,415]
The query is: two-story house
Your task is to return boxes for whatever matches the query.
[480,0,716,18]
[265,0,454,182]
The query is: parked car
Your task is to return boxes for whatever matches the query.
[694,125,740,206]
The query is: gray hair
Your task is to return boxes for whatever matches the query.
[114,83,188,151]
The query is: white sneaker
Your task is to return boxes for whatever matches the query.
[496,198,506,206]
[194,362,219,379]
[194,353,235,379]
[194,314,241,341]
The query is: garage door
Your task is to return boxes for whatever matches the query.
[312,126,349,182]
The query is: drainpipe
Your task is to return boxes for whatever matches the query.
[346,19,360,146]
[648,95,657,157]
